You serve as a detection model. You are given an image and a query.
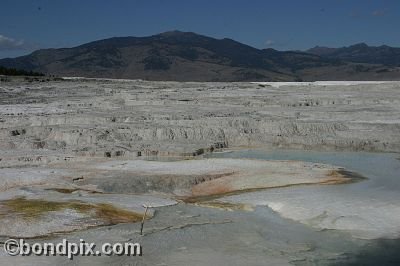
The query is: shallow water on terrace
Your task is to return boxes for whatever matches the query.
[207,149,400,198]
[205,149,400,265]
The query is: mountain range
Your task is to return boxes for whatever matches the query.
[307,43,400,67]
[1,31,399,81]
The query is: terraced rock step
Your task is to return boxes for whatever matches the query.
[1,79,400,163]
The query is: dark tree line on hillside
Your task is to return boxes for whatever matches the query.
[0,66,44,76]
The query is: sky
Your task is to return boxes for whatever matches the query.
[0,0,399,58]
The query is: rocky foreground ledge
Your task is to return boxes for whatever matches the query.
[0,157,357,238]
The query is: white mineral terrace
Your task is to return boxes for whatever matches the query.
[0,78,399,265]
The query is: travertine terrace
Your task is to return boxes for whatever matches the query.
[0,77,400,265]
[1,78,400,161]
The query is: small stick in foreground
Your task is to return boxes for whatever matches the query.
[140,204,150,235]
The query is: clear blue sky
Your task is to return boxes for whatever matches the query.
[0,0,399,58]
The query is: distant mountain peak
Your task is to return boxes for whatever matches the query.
[158,30,192,37]
[349,42,369,48]
[311,45,329,49]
